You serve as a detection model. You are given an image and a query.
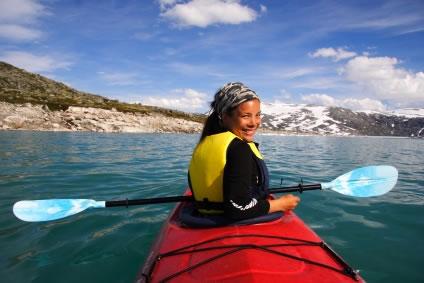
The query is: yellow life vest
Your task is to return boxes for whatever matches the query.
[188,131,263,214]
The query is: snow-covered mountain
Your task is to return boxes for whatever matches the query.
[261,102,424,137]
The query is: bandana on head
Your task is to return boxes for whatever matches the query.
[212,82,259,119]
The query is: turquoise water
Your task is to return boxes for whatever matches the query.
[0,132,423,283]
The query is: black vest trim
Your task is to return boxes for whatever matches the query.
[178,201,283,228]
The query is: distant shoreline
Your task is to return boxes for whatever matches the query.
[0,101,202,134]
[1,129,417,140]
[1,102,422,138]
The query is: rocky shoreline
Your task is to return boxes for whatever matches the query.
[0,102,203,133]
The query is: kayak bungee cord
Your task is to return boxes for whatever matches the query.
[157,233,319,255]
[142,234,360,282]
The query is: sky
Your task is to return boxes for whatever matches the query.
[0,0,423,114]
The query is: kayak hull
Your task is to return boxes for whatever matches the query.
[136,196,364,282]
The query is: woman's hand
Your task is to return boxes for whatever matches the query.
[268,194,300,213]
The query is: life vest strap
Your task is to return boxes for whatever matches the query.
[194,199,225,211]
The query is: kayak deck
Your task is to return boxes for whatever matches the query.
[137,203,364,282]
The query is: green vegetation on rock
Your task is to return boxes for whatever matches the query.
[0,61,205,123]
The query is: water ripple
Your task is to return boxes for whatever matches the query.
[1,132,423,283]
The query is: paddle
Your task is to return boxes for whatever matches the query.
[13,165,398,222]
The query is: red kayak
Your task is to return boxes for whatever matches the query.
[136,193,364,283]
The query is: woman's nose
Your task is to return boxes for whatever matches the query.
[248,116,260,126]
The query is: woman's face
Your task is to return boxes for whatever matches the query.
[222,99,261,142]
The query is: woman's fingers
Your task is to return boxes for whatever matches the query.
[281,194,300,211]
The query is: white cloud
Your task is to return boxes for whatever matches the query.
[300,1,424,36]
[301,93,337,106]
[0,24,43,41]
[341,97,387,112]
[142,88,208,112]
[308,47,423,107]
[0,51,72,73]
[394,26,424,36]
[0,0,46,23]
[301,93,386,112]
[160,0,258,28]
[273,67,321,80]
[346,13,423,31]
[278,89,292,100]
[310,47,357,62]
[158,0,179,11]
[260,5,267,13]
[0,0,47,41]
[98,71,141,86]
[343,56,424,102]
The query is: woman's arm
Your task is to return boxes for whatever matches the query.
[223,140,270,220]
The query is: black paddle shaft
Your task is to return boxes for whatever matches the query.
[104,184,322,208]
[269,184,322,194]
[105,195,193,207]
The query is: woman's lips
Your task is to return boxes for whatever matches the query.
[243,129,256,136]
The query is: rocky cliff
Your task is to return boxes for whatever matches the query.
[0,61,204,133]
[0,102,202,133]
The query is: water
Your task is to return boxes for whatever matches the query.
[0,132,423,283]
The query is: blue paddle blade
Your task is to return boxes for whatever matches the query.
[13,199,106,222]
[321,165,398,197]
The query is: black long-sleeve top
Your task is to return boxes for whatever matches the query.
[223,139,270,220]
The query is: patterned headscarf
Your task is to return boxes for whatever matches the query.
[212,82,259,119]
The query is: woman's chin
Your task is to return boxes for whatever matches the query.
[241,132,255,142]
[230,129,256,142]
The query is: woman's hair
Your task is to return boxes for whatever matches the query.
[199,107,231,142]
[199,82,259,142]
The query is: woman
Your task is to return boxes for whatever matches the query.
[188,82,300,220]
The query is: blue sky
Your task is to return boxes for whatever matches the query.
[0,0,423,113]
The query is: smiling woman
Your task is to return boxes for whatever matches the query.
[188,82,300,220]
